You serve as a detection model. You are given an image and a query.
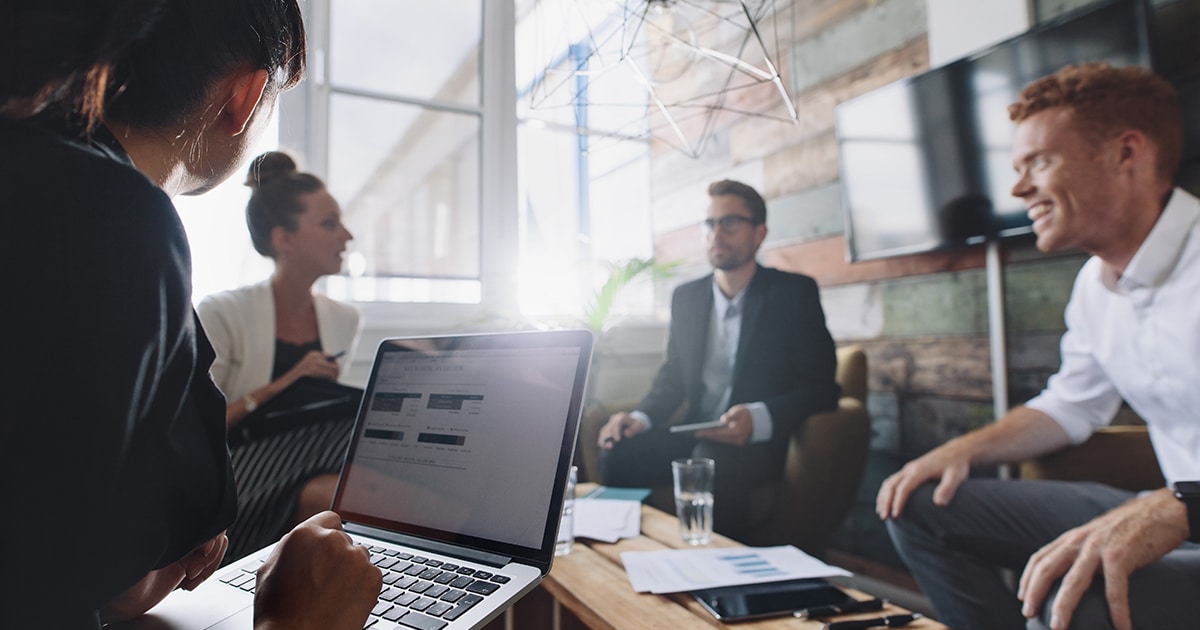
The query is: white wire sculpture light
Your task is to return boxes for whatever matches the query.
[527,0,799,159]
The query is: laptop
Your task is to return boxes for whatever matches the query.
[120,329,593,630]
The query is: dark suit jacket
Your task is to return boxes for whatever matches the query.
[637,265,840,451]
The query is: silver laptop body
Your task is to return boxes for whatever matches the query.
[119,330,593,630]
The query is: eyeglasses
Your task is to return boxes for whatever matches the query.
[703,215,760,232]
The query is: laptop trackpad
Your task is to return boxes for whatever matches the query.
[110,581,253,630]
[208,607,254,629]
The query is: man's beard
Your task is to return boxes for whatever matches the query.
[709,249,751,271]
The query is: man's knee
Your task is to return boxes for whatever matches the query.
[597,443,629,485]
[598,435,667,486]
[885,482,970,571]
[885,483,940,536]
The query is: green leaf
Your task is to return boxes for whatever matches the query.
[583,257,678,332]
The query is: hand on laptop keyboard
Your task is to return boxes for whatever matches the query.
[100,532,230,623]
[253,511,383,629]
[180,531,230,591]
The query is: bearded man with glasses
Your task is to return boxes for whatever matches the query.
[597,179,841,540]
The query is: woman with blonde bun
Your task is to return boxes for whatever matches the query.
[199,150,361,561]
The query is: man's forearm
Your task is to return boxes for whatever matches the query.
[944,405,1073,468]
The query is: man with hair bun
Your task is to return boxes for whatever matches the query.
[877,62,1200,630]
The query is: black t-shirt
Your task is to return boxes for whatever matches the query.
[0,116,237,628]
[272,338,323,381]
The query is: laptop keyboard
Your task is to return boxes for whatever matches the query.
[217,544,511,630]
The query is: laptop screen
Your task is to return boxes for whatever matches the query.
[332,330,592,558]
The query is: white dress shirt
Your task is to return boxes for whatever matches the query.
[632,278,773,443]
[1025,188,1200,485]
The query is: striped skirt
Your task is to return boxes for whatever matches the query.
[224,416,355,562]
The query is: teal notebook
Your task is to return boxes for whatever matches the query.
[583,486,653,502]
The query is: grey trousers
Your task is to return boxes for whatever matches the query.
[886,479,1200,629]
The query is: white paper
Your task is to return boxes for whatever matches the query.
[621,545,851,593]
[573,498,641,543]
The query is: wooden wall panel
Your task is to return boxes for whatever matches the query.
[764,182,846,246]
[794,0,877,41]
[659,237,1082,345]
[866,392,901,451]
[730,37,930,164]
[762,132,840,199]
[1036,0,1097,22]
[858,336,993,400]
[763,235,989,287]
[822,282,886,341]
[848,332,1064,459]
[899,396,997,456]
[650,158,760,235]
[852,332,1064,400]
[649,128,737,190]
[1003,255,1086,333]
[864,391,996,458]
[882,271,988,337]
[789,0,928,93]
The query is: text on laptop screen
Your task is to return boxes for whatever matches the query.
[336,343,582,550]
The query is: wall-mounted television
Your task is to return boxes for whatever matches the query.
[835,0,1152,262]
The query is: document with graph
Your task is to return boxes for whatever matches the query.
[621,545,851,593]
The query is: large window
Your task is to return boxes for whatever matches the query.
[177,121,278,303]
[316,0,487,306]
[515,0,654,320]
[180,1,660,337]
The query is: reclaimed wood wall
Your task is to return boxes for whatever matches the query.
[647,0,1092,464]
[649,0,1199,458]
[641,0,1199,567]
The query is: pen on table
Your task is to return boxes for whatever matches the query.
[794,598,886,619]
[822,613,922,630]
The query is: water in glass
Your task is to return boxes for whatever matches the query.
[675,491,714,545]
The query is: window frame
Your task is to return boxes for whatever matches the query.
[281,0,518,330]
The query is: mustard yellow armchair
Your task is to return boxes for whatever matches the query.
[741,345,871,553]
[1019,424,1163,492]
[576,345,871,554]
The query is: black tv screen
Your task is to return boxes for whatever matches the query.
[835,0,1152,262]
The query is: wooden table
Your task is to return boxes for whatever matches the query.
[534,485,947,630]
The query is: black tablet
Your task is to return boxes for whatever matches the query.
[229,376,363,446]
[690,578,856,622]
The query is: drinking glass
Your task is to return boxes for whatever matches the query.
[672,458,715,545]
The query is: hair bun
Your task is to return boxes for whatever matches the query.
[245,151,298,189]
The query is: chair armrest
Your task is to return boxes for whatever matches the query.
[1019,426,1164,492]
[747,397,870,552]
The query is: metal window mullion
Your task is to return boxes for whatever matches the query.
[480,0,519,316]
[326,85,484,118]
[278,0,331,178]
[300,0,514,313]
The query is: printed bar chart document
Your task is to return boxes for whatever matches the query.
[621,545,851,594]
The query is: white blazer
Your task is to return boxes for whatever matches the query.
[197,279,362,403]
